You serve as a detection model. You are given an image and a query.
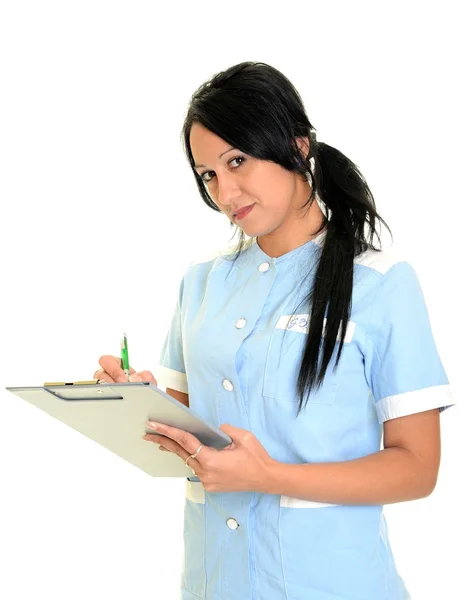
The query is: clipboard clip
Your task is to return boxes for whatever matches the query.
[43,381,124,401]
[43,380,102,386]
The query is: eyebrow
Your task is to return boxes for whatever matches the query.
[194,147,237,169]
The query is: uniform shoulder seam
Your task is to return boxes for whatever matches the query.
[354,245,407,277]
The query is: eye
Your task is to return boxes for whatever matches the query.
[200,155,246,183]
[230,156,245,169]
[201,170,215,183]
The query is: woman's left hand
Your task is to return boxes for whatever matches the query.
[143,422,276,493]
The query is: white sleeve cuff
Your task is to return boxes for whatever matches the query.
[376,384,456,423]
[154,365,188,394]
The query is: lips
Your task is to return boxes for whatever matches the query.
[233,204,255,218]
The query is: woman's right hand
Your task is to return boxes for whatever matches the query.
[94,355,158,385]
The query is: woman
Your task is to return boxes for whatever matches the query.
[95,62,455,600]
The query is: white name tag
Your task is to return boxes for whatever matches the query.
[275,314,356,344]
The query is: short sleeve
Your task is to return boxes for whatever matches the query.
[155,275,188,394]
[364,261,456,423]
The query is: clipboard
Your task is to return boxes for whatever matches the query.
[5,381,232,478]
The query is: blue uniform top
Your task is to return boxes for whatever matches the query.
[155,228,456,600]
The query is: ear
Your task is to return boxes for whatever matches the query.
[295,136,310,159]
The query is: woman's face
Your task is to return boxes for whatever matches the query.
[189,122,312,240]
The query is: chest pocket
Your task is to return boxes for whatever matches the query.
[262,313,355,404]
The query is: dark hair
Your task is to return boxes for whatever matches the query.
[181,61,392,416]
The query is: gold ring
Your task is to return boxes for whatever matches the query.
[190,444,203,459]
[185,444,203,468]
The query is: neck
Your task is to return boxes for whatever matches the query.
[257,189,326,259]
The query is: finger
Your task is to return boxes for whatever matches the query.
[144,434,200,470]
[145,421,205,459]
[93,369,115,383]
[143,434,181,454]
[129,370,157,385]
[99,355,136,383]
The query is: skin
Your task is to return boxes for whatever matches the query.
[94,125,441,502]
[189,122,326,258]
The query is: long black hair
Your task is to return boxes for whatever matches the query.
[181,61,392,416]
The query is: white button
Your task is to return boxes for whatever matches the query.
[222,379,234,391]
[258,262,270,273]
[235,318,247,329]
[226,518,239,530]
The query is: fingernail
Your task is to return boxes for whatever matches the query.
[129,374,141,382]
[146,421,157,429]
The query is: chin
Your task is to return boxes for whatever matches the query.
[238,225,265,238]
[241,222,276,238]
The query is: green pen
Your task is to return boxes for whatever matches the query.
[121,333,130,379]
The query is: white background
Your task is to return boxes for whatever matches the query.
[0,1,459,598]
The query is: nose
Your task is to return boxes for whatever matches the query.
[215,169,242,209]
